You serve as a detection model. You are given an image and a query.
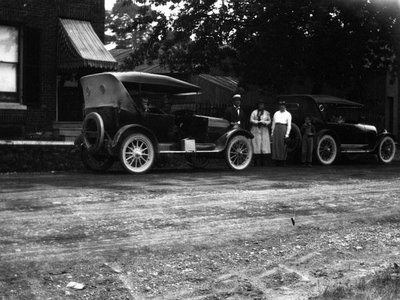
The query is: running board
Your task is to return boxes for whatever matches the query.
[340,149,372,153]
[159,150,222,154]
[340,144,372,154]
[159,142,218,153]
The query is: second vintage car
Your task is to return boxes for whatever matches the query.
[75,72,254,174]
[278,94,397,165]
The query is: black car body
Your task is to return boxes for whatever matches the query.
[75,72,254,174]
[277,95,396,164]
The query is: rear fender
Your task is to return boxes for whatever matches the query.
[111,124,159,154]
[216,129,254,151]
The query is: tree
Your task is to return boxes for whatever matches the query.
[109,0,400,92]
[105,0,154,50]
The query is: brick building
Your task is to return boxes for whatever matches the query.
[0,0,116,138]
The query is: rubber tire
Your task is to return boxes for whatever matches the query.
[81,146,114,172]
[315,134,337,165]
[225,135,253,171]
[377,136,396,164]
[82,112,105,153]
[119,133,155,174]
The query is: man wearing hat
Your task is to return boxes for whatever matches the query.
[224,94,246,129]
[271,100,292,166]
[250,100,271,166]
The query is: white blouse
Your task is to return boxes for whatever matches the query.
[250,109,271,126]
[272,110,292,137]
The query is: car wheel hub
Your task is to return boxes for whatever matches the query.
[381,141,393,159]
[125,141,150,167]
[230,142,248,165]
[133,149,142,158]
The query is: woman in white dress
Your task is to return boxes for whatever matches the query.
[250,101,271,166]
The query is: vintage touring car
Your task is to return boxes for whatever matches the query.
[279,95,397,165]
[75,72,254,174]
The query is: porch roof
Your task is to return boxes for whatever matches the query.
[58,18,117,70]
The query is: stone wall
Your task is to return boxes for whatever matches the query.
[0,145,82,173]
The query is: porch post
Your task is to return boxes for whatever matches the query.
[393,76,399,139]
[56,75,60,122]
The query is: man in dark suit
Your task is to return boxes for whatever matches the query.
[224,94,246,129]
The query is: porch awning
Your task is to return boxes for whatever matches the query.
[58,18,117,70]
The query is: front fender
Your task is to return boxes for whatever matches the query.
[215,129,254,151]
[111,124,159,151]
[373,132,396,152]
[315,129,340,145]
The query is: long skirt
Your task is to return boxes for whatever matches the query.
[272,124,287,161]
[250,126,271,154]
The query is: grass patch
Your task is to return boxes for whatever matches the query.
[313,267,400,300]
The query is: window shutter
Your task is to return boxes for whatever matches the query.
[23,26,41,105]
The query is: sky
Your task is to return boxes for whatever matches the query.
[104,0,116,11]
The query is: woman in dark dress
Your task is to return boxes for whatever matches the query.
[271,101,292,166]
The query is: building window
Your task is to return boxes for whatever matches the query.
[0,25,19,102]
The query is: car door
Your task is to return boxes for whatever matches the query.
[143,110,176,143]
[328,122,367,150]
[324,105,368,150]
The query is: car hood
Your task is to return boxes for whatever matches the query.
[359,124,378,133]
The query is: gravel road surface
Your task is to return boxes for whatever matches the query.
[1,162,400,299]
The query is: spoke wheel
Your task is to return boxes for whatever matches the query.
[225,135,253,170]
[81,146,114,172]
[315,134,337,165]
[120,133,155,174]
[377,136,396,163]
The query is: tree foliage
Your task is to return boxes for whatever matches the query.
[108,0,400,90]
[105,0,155,49]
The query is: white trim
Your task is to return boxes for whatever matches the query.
[0,140,74,146]
[0,102,27,110]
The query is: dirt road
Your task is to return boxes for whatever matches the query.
[1,162,400,299]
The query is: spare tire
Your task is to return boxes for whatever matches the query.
[286,123,302,154]
[82,112,105,153]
